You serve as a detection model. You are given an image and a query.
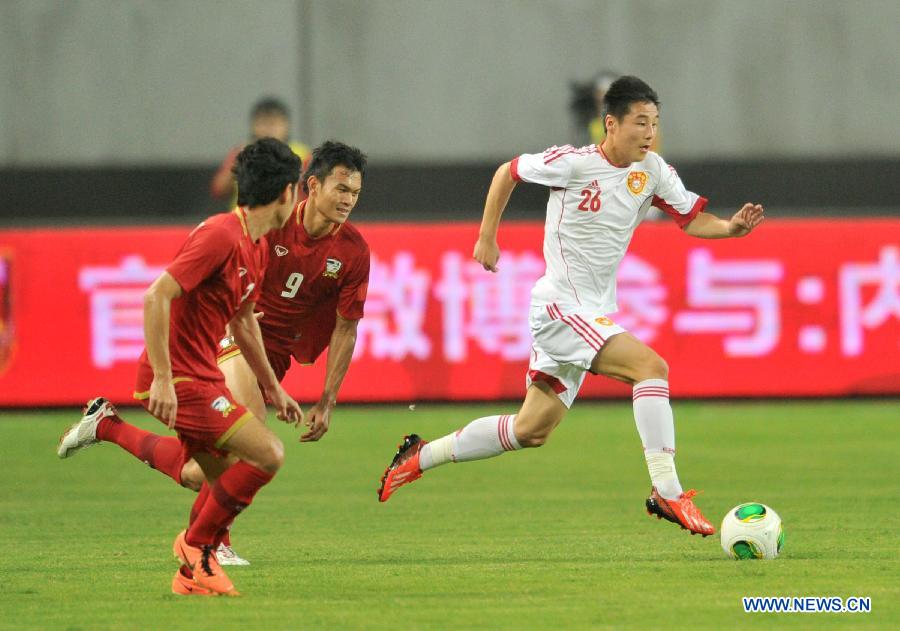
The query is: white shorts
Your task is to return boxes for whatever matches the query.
[525,302,627,408]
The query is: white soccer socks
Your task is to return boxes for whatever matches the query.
[633,379,683,499]
[420,414,521,471]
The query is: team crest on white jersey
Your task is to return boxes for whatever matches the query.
[323,258,342,279]
[627,172,648,195]
[274,245,289,257]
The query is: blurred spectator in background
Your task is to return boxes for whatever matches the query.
[570,71,661,152]
[210,97,311,205]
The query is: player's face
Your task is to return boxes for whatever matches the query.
[606,101,659,163]
[312,166,362,225]
[252,114,290,141]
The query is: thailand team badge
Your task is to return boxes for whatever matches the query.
[627,171,648,195]
[323,258,343,279]
[211,396,237,418]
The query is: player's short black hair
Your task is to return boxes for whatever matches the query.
[302,140,367,194]
[601,75,660,122]
[250,96,290,121]
[233,137,301,207]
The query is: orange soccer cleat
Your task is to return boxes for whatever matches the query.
[378,434,427,503]
[172,530,240,597]
[645,487,715,537]
[171,566,214,596]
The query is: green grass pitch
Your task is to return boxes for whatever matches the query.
[2,401,898,629]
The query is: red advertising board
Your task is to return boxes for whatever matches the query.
[0,219,897,405]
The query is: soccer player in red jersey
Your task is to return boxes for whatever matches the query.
[58,138,304,596]
[216,140,369,444]
[59,141,369,568]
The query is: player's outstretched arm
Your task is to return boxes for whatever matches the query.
[302,315,360,443]
[143,272,183,428]
[683,203,765,239]
[230,301,303,425]
[473,161,518,272]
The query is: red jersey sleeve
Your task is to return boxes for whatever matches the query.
[337,247,370,320]
[166,221,233,293]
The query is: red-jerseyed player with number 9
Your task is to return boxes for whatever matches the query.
[378,76,764,539]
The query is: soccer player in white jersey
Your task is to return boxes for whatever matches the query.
[377,76,765,537]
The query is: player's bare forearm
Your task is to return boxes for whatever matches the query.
[231,304,303,425]
[683,212,732,239]
[319,315,359,407]
[683,204,765,239]
[478,162,517,241]
[143,272,182,426]
[143,273,181,381]
[474,162,517,272]
[230,302,279,392]
[299,315,358,442]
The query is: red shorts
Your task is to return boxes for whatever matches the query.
[216,337,291,383]
[134,363,254,460]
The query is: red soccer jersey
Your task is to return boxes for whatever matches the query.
[256,200,369,366]
[139,208,268,383]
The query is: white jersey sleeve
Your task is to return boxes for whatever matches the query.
[650,153,707,228]
[510,145,582,188]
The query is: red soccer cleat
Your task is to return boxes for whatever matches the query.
[172,530,240,596]
[378,434,427,503]
[645,487,715,537]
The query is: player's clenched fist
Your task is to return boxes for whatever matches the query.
[473,237,500,272]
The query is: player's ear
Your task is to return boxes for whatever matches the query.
[604,113,616,136]
[307,175,320,195]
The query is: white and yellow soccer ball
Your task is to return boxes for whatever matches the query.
[720,503,784,560]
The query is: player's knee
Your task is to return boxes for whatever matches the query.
[519,431,551,448]
[257,436,284,473]
[515,421,555,448]
[636,353,668,381]
[179,461,204,491]
[650,356,669,380]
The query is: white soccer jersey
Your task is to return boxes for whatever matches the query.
[511,144,707,313]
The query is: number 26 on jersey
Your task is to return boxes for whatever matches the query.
[578,188,601,213]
